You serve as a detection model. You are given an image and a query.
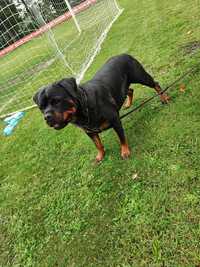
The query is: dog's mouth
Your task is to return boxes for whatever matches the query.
[46,116,72,130]
[53,122,68,130]
[46,120,69,130]
[45,110,75,130]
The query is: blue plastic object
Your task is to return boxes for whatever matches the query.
[3,111,25,136]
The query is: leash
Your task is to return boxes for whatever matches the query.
[120,63,200,120]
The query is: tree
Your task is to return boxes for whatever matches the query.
[0,0,24,49]
[49,0,85,18]
[0,0,86,49]
[21,0,34,20]
[50,0,66,17]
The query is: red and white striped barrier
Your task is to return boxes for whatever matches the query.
[0,0,96,58]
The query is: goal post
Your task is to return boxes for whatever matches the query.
[0,0,123,118]
[63,0,81,33]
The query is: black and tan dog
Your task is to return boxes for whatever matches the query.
[33,54,170,162]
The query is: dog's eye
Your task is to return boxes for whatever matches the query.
[51,98,61,105]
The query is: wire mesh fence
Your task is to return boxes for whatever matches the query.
[0,0,123,117]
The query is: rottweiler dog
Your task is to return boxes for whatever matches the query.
[33,54,170,162]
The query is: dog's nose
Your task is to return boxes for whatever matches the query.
[44,113,53,122]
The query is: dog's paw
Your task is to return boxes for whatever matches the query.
[121,146,131,160]
[95,150,105,163]
[160,93,170,104]
[123,103,131,109]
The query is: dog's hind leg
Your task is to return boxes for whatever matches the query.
[154,82,170,104]
[137,73,170,104]
[128,56,170,104]
[135,71,170,104]
[123,88,134,109]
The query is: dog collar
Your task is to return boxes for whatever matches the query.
[77,86,102,133]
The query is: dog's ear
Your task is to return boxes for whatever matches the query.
[33,87,46,109]
[58,78,78,99]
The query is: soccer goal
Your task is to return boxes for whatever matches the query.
[0,0,123,118]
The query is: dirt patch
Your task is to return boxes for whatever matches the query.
[182,40,200,55]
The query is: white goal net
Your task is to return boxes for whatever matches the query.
[0,0,123,118]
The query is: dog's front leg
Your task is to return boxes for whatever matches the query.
[87,132,105,163]
[111,117,131,159]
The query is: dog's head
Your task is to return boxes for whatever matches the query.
[33,78,78,130]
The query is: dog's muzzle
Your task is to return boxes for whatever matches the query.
[44,112,55,126]
[44,112,70,130]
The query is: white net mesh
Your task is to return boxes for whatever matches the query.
[0,0,122,117]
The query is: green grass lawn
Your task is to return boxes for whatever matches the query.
[1,0,200,266]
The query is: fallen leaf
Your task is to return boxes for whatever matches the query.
[179,84,186,93]
[132,173,139,180]
[187,30,192,35]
